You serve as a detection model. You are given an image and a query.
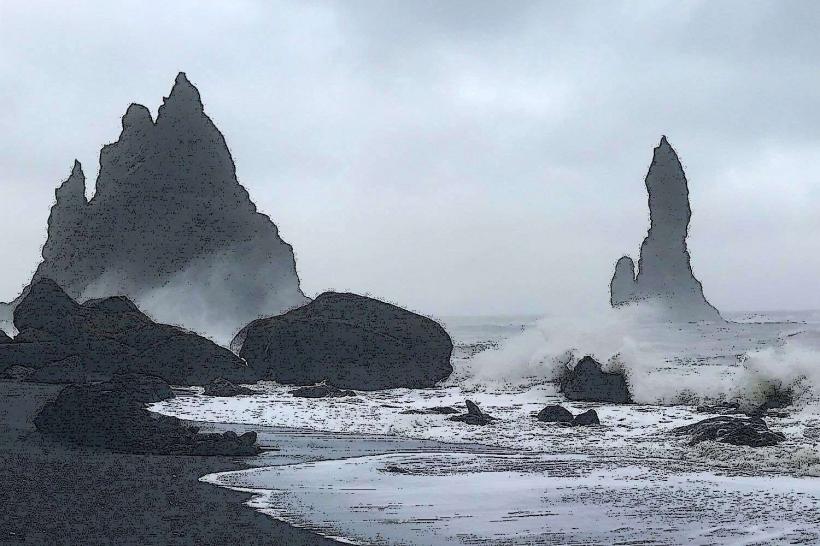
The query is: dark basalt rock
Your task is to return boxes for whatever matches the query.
[0,329,10,344]
[1,279,255,385]
[536,405,574,424]
[610,137,721,321]
[449,400,496,426]
[559,356,632,404]
[4,73,307,344]
[108,373,175,403]
[27,355,86,384]
[202,377,255,397]
[291,383,356,398]
[673,416,785,447]
[572,409,600,426]
[237,292,453,390]
[0,365,36,381]
[400,406,460,415]
[34,379,260,456]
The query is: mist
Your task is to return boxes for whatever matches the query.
[2,1,820,317]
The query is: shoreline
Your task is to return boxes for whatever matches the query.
[0,381,341,545]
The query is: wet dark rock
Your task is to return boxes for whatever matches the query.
[5,73,307,344]
[0,329,10,344]
[0,365,36,381]
[696,401,743,415]
[449,400,496,426]
[108,373,175,403]
[291,383,356,398]
[610,137,721,321]
[34,379,260,456]
[237,292,453,390]
[572,409,600,426]
[673,416,785,447]
[752,388,793,415]
[202,377,255,397]
[559,356,632,404]
[27,356,86,384]
[3,279,255,385]
[400,406,460,415]
[536,405,574,424]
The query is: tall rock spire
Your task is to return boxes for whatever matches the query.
[610,137,721,321]
[15,73,308,344]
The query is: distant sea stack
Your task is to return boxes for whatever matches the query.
[6,73,308,343]
[610,137,721,321]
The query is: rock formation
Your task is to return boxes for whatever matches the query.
[673,416,785,447]
[448,400,496,426]
[5,73,307,344]
[236,292,453,390]
[610,137,721,321]
[290,383,357,398]
[34,376,261,455]
[202,377,255,397]
[0,278,256,385]
[559,356,632,404]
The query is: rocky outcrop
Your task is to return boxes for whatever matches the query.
[559,356,632,404]
[202,377,255,397]
[400,406,460,415]
[536,405,574,424]
[237,292,453,390]
[0,279,255,385]
[610,137,721,321]
[573,409,600,426]
[673,416,785,447]
[449,400,496,426]
[0,330,11,344]
[34,378,260,455]
[291,383,356,398]
[27,356,86,384]
[6,73,307,344]
[536,405,600,426]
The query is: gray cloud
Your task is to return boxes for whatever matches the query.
[1,0,819,316]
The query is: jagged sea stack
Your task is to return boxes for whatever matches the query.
[610,137,721,321]
[6,73,308,343]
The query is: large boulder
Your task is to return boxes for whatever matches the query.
[34,379,259,455]
[236,292,453,390]
[673,416,785,447]
[559,356,632,404]
[27,355,86,384]
[610,137,721,321]
[1,279,255,385]
[3,73,307,345]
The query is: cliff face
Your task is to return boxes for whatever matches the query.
[610,137,721,321]
[17,73,308,343]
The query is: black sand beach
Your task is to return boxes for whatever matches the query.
[0,381,340,545]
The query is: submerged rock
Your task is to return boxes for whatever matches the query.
[449,400,496,426]
[237,292,453,390]
[1,279,255,385]
[202,377,255,397]
[5,73,307,344]
[610,137,721,321]
[400,406,460,415]
[35,379,260,456]
[673,416,785,447]
[559,356,632,404]
[536,405,600,426]
[572,409,600,426]
[291,383,356,398]
[536,405,574,424]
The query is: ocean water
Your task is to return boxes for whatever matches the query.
[152,311,820,545]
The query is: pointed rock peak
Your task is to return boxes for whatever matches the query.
[121,103,153,132]
[56,160,87,203]
[158,71,203,119]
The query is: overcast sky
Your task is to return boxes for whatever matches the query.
[1,0,819,316]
